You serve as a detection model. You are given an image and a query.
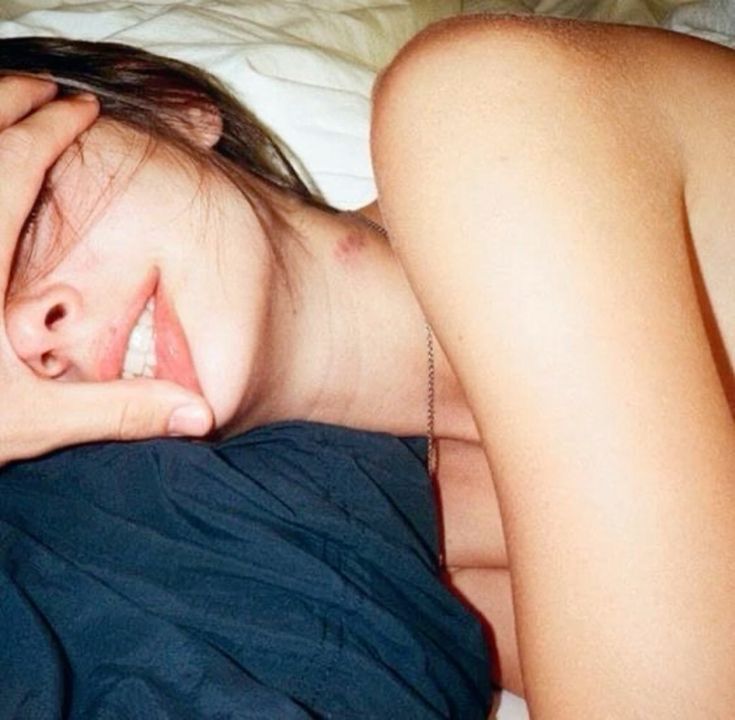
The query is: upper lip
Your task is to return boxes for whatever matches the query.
[96,268,159,381]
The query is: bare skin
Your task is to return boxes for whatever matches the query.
[371,14,735,718]
[4,16,735,716]
[357,200,521,694]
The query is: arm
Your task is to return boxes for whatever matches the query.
[372,16,735,718]
[434,438,523,694]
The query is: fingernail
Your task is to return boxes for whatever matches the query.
[74,92,98,103]
[167,405,211,436]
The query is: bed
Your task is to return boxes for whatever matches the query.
[0,1,732,718]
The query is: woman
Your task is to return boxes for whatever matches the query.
[0,35,501,717]
[1,13,734,717]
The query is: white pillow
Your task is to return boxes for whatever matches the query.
[0,0,460,208]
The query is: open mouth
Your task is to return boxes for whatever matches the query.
[121,295,156,379]
[97,269,159,383]
[102,270,202,394]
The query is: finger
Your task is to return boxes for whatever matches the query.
[0,94,99,255]
[10,378,214,461]
[0,76,58,129]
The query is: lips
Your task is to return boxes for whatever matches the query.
[97,268,159,382]
[153,281,202,394]
[97,268,202,394]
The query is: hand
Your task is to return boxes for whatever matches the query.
[0,77,213,466]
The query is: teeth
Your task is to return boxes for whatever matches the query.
[122,297,156,379]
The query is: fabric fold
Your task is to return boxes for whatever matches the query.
[0,422,490,719]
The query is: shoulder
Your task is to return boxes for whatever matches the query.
[372,14,735,163]
[374,14,640,107]
[371,16,673,171]
[369,16,689,264]
[376,12,735,91]
[370,15,735,249]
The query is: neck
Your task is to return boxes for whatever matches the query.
[219,200,477,442]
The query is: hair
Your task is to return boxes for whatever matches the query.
[0,36,335,295]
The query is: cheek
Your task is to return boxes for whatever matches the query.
[183,305,252,428]
[176,237,275,429]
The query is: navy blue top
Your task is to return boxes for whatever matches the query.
[0,422,491,718]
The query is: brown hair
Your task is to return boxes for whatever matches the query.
[0,36,334,294]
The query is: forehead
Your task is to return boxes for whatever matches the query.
[51,120,154,208]
[51,118,209,218]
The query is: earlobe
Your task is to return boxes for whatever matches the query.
[180,103,223,148]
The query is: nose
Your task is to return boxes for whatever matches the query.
[5,285,82,379]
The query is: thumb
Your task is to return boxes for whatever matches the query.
[39,378,214,450]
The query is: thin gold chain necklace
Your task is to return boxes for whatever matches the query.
[346,211,437,479]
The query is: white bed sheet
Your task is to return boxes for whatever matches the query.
[1,2,731,718]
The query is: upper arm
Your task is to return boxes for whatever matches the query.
[372,16,735,716]
[371,15,729,470]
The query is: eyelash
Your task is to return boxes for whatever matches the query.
[20,184,47,239]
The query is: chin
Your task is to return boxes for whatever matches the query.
[190,323,262,438]
[195,362,251,438]
[201,384,241,434]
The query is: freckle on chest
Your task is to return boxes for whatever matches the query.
[333,231,366,265]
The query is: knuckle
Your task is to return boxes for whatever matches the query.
[116,398,140,441]
[115,388,166,441]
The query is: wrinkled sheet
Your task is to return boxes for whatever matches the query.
[464,0,692,26]
[0,422,491,719]
[664,0,735,47]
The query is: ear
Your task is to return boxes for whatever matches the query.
[178,103,223,148]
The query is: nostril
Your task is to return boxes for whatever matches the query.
[45,303,66,329]
[40,350,66,378]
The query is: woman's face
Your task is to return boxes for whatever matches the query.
[4,120,274,429]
